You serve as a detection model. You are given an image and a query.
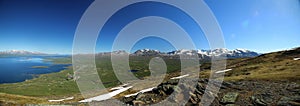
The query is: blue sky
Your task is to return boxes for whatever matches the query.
[0,0,299,54]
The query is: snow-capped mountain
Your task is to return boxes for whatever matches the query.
[133,49,161,56]
[0,50,47,56]
[111,50,129,55]
[96,50,129,56]
[167,49,199,55]
[168,48,259,58]
[132,48,259,58]
[228,49,259,58]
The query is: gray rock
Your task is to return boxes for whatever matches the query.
[225,104,236,106]
[120,96,136,104]
[221,92,239,104]
[189,92,199,104]
[164,79,179,85]
[277,96,300,106]
[196,82,206,91]
[250,96,267,106]
[253,97,267,106]
[132,100,146,106]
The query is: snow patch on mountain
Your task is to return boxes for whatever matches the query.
[132,48,259,58]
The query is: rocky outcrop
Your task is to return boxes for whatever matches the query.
[115,79,300,106]
[119,79,223,106]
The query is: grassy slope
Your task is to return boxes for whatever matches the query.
[0,93,48,105]
[0,67,79,97]
[95,55,182,88]
[200,47,300,81]
[44,57,72,64]
[0,66,84,105]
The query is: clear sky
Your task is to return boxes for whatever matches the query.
[0,0,299,54]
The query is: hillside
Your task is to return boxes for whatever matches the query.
[202,47,300,81]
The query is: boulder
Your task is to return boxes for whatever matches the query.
[221,92,239,104]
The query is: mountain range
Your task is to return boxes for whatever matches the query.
[0,50,47,56]
[0,48,260,58]
[112,48,260,58]
[133,48,259,58]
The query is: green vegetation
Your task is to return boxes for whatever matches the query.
[95,55,182,88]
[0,65,84,105]
[44,57,72,64]
[0,66,79,97]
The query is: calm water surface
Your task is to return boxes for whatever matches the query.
[0,56,70,84]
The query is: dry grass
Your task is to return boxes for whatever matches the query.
[0,92,89,105]
[0,93,48,105]
[200,48,300,82]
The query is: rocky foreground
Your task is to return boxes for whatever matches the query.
[89,78,300,106]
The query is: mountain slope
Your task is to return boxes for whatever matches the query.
[201,47,300,81]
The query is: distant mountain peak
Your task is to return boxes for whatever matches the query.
[111,50,129,55]
[0,50,47,55]
[234,48,251,52]
[133,49,161,56]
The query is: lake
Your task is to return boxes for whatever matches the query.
[0,56,70,84]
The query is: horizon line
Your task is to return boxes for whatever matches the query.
[3,47,300,55]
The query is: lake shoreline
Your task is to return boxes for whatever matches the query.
[0,56,71,84]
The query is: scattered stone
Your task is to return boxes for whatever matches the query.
[196,82,205,90]
[194,88,204,95]
[277,96,300,106]
[199,78,209,83]
[120,96,135,104]
[66,73,73,80]
[277,97,291,106]
[115,78,299,106]
[286,83,300,93]
[255,99,267,106]
[250,96,267,106]
[221,92,239,104]
[132,100,146,106]
[170,92,185,103]
[221,82,233,89]
[135,93,150,102]
[189,92,199,104]
[163,79,179,85]
[162,85,174,94]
